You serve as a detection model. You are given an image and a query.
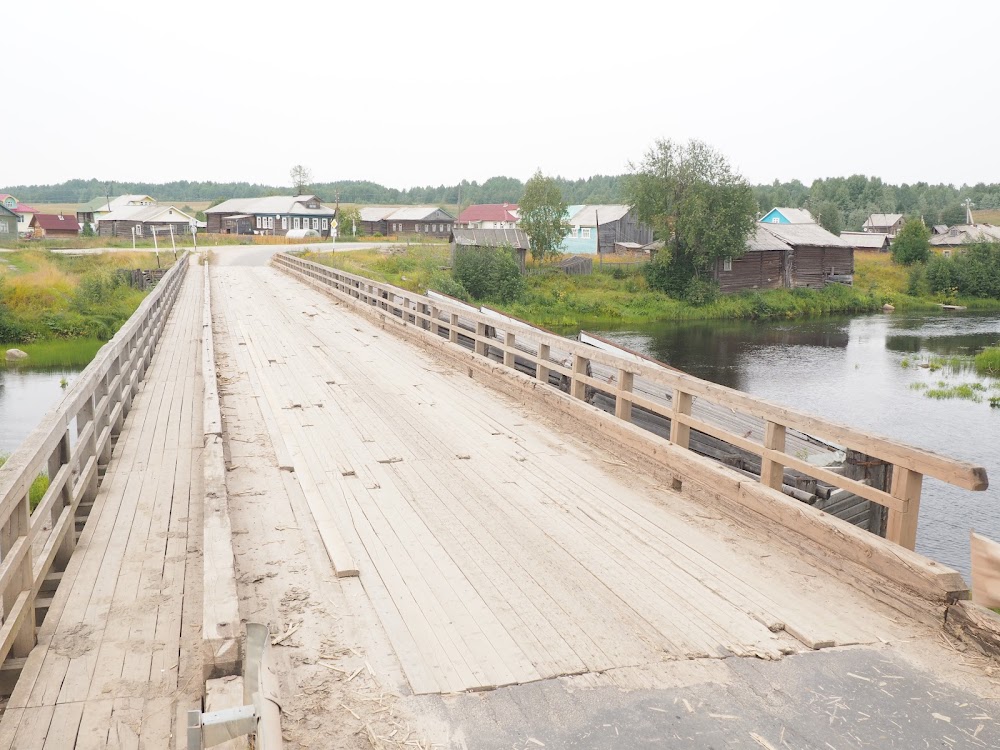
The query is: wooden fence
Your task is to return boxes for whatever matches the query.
[271,252,988,554]
[0,253,189,668]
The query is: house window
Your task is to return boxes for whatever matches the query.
[771,217,779,223]
[135,224,143,236]
[313,218,319,229]
[0,220,8,233]
[566,228,576,239]
[581,228,592,239]
[281,216,288,230]
[322,218,329,230]
[293,217,300,229]
[723,257,733,272]
[256,216,261,228]
[414,224,420,232]
[425,224,430,232]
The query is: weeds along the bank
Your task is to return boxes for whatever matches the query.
[0,250,168,343]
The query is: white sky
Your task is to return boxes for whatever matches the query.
[5,0,998,191]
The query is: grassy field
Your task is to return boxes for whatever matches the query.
[973,209,1000,224]
[0,250,171,343]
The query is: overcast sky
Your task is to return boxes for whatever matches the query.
[5,0,997,191]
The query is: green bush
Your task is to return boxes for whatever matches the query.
[452,246,524,303]
[976,347,1000,376]
[906,265,928,296]
[428,273,470,302]
[926,243,1000,298]
[891,220,931,265]
[684,277,720,306]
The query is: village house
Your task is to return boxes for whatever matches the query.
[205,195,337,237]
[930,224,1000,252]
[712,225,792,292]
[77,195,156,232]
[562,204,653,255]
[456,203,519,229]
[97,205,200,239]
[0,204,17,241]
[450,227,531,273]
[758,207,816,225]
[358,207,396,235]
[29,213,80,238]
[863,213,904,238]
[385,207,455,238]
[763,221,854,288]
[840,231,890,253]
[0,194,39,236]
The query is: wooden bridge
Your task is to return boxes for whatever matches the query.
[0,250,997,749]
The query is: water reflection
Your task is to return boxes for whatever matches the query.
[585,311,1000,578]
[0,369,78,455]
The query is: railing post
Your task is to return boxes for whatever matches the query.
[475,322,489,356]
[615,369,634,422]
[503,332,516,368]
[448,313,459,343]
[2,493,35,657]
[536,343,551,384]
[48,430,75,568]
[669,390,693,449]
[430,306,440,336]
[886,466,923,550]
[77,395,99,505]
[570,353,589,401]
[760,421,787,491]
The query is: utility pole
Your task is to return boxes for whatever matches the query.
[963,198,975,225]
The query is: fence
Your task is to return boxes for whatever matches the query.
[0,253,189,669]
[272,251,989,564]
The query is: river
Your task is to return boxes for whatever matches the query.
[0,368,82,457]
[578,311,1000,579]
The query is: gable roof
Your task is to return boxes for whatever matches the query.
[384,206,454,222]
[762,222,850,248]
[930,224,1000,246]
[863,213,903,229]
[566,204,631,227]
[100,205,197,223]
[359,206,397,222]
[840,231,889,249]
[457,204,519,223]
[206,195,335,216]
[748,225,793,252]
[31,213,79,231]
[0,204,18,219]
[450,227,530,250]
[761,207,815,224]
[0,194,38,214]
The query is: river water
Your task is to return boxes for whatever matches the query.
[579,311,1000,578]
[0,368,82,457]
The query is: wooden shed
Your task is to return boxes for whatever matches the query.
[713,226,791,292]
[450,227,530,273]
[762,222,854,288]
[30,213,80,238]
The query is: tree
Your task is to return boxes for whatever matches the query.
[290,165,313,195]
[624,139,757,299]
[891,217,931,265]
[338,206,361,236]
[940,204,966,226]
[816,200,843,235]
[519,170,569,262]
[452,245,524,302]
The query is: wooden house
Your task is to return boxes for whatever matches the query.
[759,207,816,225]
[562,205,654,255]
[386,207,454,238]
[450,227,531,273]
[0,204,17,241]
[0,194,39,236]
[29,213,80,238]
[863,213,904,238]
[840,231,890,253]
[457,204,519,229]
[206,195,337,237]
[98,205,199,239]
[79,195,156,232]
[930,224,1000,251]
[358,207,397,235]
[712,226,791,292]
[763,222,854,288]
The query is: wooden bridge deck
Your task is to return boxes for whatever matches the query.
[213,266,911,696]
[0,266,204,748]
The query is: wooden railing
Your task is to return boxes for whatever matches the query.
[273,252,989,552]
[0,253,189,665]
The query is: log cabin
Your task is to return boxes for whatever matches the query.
[763,222,854,288]
[0,204,17,241]
[712,225,792,292]
[98,205,199,239]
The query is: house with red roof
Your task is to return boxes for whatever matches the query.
[456,203,519,230]
[30,213,80,238]
[0,194,40,236]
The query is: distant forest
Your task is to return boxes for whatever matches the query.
[5,174,1000,232]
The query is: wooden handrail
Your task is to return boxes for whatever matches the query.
[273,252,989,551]
[0,253,189,664]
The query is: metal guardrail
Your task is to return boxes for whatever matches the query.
[187,623,282,749]
[272,252,988,555]
[0,252,189,667]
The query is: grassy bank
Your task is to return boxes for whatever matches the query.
[0,339,105,369]
[0,250,168,344]
[853,251,1000,311]
[304,245,884,325]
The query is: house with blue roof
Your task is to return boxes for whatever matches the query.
[759,207,816,225]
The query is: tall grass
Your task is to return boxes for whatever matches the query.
[976,347,1000,376]
[0,455,49,511]
[0,339,104,368]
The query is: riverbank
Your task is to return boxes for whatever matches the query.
[0,249,167,344]
[305,245,999,327]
